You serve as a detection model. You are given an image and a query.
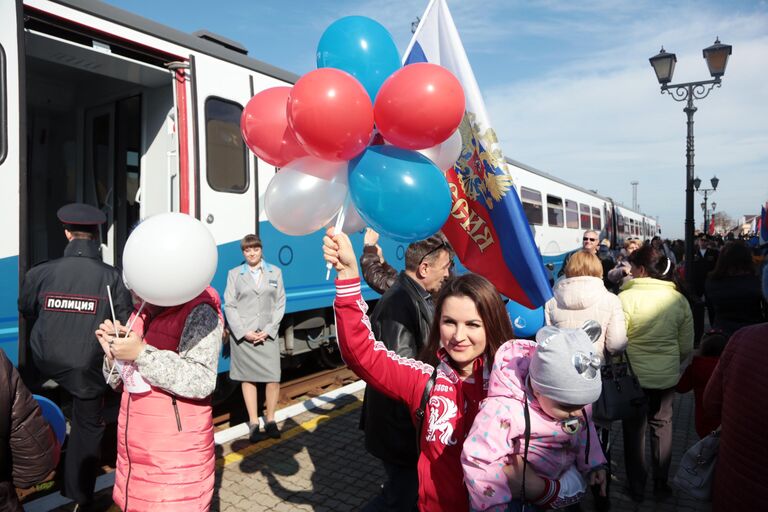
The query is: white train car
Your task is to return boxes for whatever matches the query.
[0,0,395,371]
[506,158,659,273]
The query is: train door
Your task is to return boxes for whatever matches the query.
[190,54,256,250]
[0,0,23,365]
[23,15,175,268]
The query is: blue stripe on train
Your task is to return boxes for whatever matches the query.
[0,225,407,369]
[0,256,19,365]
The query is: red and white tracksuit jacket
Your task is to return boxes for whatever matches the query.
[334,279,577,511]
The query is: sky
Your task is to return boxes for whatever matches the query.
[105,0,768,239]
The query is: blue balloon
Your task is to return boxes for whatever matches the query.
[506,300,545,338]
[317,16,401,102]
[349,145,451,243]
[33,394,66,444]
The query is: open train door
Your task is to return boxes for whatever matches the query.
[0,0,24,366]
[189,53,256,246]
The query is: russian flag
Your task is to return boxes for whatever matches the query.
[404,0,552,308]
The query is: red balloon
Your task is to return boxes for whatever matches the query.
[241,87,307,167]
[375,63,465,150]
[287,68,374,162]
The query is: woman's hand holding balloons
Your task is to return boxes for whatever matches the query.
[323,228,358,280]
[96,318,145,362]
[108,330,146,362]
[95,319,123,362]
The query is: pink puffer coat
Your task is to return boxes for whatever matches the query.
[113,288,221,512]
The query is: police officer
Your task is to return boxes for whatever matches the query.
[19,203,133,510]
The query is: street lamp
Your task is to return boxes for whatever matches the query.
[649,38,732,288]
[694,175,720,232]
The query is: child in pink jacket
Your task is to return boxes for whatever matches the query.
[462,324,607,511]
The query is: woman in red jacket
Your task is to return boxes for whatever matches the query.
[675,331,727,438]
[324,229,583,512]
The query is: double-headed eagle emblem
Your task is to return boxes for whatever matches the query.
[453,112,514,210]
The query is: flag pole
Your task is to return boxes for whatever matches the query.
[402,0,439,62]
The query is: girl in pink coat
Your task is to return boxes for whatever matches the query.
[462,324,608,511]
[97,287,223,511]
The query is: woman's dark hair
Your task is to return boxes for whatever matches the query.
[627,245,674,281]
[708,241,755,280]
[700,331,728,357]
[419,273,513,369]
[627,245,687,294]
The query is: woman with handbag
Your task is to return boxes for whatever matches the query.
[619,245,694,503]
[544,250,627,510]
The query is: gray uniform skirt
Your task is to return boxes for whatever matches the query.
[229,336,281,382]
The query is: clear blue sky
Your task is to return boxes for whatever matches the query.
[105,0,768,238]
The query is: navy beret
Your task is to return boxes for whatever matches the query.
[57,203,106,226]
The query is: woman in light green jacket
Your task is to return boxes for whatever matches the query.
[619,245,693,503]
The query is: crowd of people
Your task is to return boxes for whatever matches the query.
[329,225,767,511]
[4,201,767,511]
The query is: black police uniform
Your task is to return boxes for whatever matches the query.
[18,204,133,506]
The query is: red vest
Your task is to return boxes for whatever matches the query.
[113,287,221,512]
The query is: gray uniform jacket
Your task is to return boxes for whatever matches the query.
[224,262,286,341]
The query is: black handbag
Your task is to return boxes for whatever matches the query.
[592,349,648,423]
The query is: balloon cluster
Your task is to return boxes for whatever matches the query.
[241,16,466,242]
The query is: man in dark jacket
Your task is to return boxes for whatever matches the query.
[0,349,60,512]
[361,234,452,512]
[360,228,397,295]
[690,234,719,323]
[691,234,719,294]
[18,203,133,510]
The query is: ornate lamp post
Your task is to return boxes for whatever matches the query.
[694,175,719,232]
[649,39,732,287]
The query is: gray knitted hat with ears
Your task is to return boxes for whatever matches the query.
[529,321,603,405]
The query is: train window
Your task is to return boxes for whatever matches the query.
[205,97,248,193]
[591,207,601,230]
[579,204,591,229]
[565,200,579,229]
[547,195,564,227]
[521,187,543,225]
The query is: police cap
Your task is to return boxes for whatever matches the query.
[57,203,106,227]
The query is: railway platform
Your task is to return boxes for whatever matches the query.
[33,382,711,512]
[210,386,712,512]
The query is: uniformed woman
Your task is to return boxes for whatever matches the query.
[224,234,286,442]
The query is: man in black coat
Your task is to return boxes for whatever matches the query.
[361,235,452,512]
[691,234,719,297]
[19,203,133,510]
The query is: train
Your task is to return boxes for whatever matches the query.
[506,158,660,273]
[0,0,659,380]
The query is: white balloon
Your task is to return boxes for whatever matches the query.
[341,203,367,234]
[122,213,217,307]
[416,129,463,171]
[264,157,348,236]
[326,199,367,234]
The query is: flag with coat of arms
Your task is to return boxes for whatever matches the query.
[404,0,552,309]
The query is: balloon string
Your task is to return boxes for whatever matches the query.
[106,285,119,338]
[124,301,146,335]
[326,196,349,280]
